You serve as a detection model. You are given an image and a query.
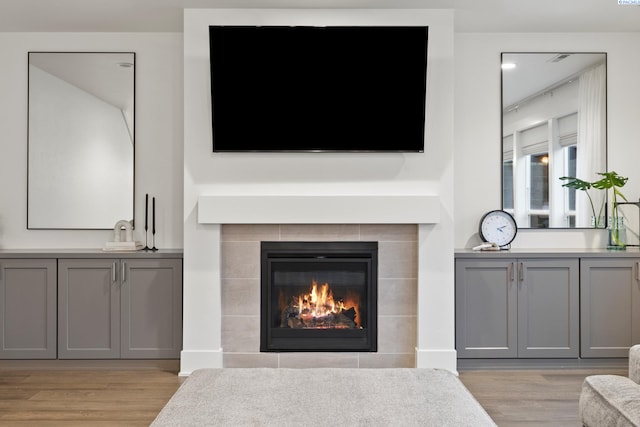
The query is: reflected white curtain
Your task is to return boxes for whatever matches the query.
[576,63,606,227]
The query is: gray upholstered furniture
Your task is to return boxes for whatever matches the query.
[152,368,496,426]
[579,345,640,426]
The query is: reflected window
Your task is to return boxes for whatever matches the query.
[503,160,514,211]
[530,214,549,229]
[529,153,549,210]
[567,146,577,210]
[565,145,577,226]
[528,152,549,228]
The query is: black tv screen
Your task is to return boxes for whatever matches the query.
[209,25,428,152]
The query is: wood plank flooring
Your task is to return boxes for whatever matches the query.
[0,361,183,426]
[0,362,628,426]
[458,367,627,426]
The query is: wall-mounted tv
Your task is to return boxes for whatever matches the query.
[209,25,428,153]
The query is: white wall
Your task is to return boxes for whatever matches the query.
[0,32,184,249]
[455,32,640,249]
[182,9,455,373]
[6,14,639,373]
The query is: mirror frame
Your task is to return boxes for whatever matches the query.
[27,51,136,230]
[501,52,607,229]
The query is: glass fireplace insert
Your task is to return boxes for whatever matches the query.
[260,241,378,352]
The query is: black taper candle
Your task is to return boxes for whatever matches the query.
[145,194,149,231]
[152,197,156,234]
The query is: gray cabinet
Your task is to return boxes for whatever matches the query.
[58,258,182,359]
[0,259,57,359]
[58,259,120,358]
[581,259,640,358]
[456,259,517,358]
[456,258,579,358]
[121,259,182,358]
[517,259,579,358]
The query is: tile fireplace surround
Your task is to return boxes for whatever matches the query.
[182,194,453,374]
[221,224,416,368]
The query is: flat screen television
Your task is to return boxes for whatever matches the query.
[209,25,428,152]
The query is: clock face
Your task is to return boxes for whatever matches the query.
[479,210,518,247]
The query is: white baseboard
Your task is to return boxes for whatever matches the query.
[179,349,223,376]
[416,348,458,374]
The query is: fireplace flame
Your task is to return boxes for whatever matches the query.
[285,280,360,329]
[298,281,337,318]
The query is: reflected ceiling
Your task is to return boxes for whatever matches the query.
[502,53,606,109]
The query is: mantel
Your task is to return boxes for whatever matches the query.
[198,195,440,224]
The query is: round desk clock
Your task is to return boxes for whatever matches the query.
[479,210,518,248]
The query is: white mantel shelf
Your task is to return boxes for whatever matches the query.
[198,195,440,224]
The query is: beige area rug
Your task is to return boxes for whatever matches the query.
[152,368,496,426]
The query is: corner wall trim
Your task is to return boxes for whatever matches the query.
[416,348,458,374]
[179,349,223,376]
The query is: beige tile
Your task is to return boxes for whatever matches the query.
[377,278,417,316]
[278,352,359,368]
[221,278,260,316]
[221,241,260,279]
[377,315,417,353]
[378,241,417,279]
[360,224,418,242]
[279,224,360,241]
[222,224,280,242]
[221,315,260,352]
[218,223,419,361]
[358,353,415,368]
[224,353,279,368]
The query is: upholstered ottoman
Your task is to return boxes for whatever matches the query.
[152,368,496,426]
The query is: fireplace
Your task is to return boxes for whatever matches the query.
[260,241,378,352]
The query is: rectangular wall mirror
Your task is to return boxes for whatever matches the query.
[28,52,135,229]
[502,52,607,229]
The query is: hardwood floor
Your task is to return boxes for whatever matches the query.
[458,367,627,426]
[0,361,183,426]
[0,361,628,426]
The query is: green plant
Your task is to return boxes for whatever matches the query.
[560,171,629,244]
[559,176,602,227]
[592,171,629,247]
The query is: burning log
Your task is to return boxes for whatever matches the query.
[279,279,361,329]
[280,306,298,328]
[341,307,357,323]
[287,316,303,329]
[280,305,357,329]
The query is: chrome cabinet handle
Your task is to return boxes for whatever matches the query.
[636,262,640,282]
[518,262,524,282]
[121,262,126,283]
[508,263,514,282]
[112,262,117,282]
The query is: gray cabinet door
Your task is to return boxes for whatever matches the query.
[121,259,182,358]
[58,259,120,359]
[517,259,579,358]
[581,258,640,358]
[0,259,56,359]
[456,259,518,358]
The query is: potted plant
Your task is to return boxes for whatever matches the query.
[560,171,629,248]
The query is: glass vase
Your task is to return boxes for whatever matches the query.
[608,216,627,250]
